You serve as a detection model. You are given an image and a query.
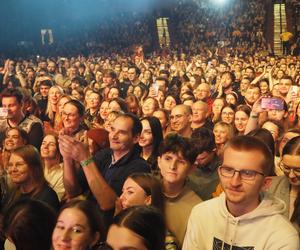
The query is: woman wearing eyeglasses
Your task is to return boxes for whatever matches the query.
[268,136,300,233]
[2,145,60,213]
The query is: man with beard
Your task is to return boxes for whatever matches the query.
[244,85,261,108]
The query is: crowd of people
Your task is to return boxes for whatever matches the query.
[0,0,300,249]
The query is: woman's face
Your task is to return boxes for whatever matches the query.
[4,129,24,151]
[281,154,300,186]
[108,88,119,100]
[234,111,249,133]
[58,97,70,115]
[7,153,30,186]
[272,84,281,97]
[213,125,230,145]
[52,208,98,250]
[109,101,121,113]
[49,87,62,106]
[259,81,269,94]
[139,120,153,148]
[180,85,190,95]
[106,225,147,250]
[120,177,150,209]
[221,107,235,124]
[153,110,168,130]
[212,99,224,114]
[225,94,236,106]
[100,101,110,120]
[62,103,82,132]
[164,96,176,111]
[142,98,156,117]
[41,135,58,159]
[144,70,151,80]
[133,86,142,99]
[71,90,82,101]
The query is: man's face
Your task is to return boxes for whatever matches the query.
[219,147,270,214]
[103,75,114,86]
[240,79,250,92]
[219,64,227,74]
[158,151,191,185]
[194,84,210,100]
[156,79,167,92]
[278,79,292,96]
[245,68,255,79]
[128,68,137,82]
[109,117,138,154]
[192,102,207,123]
[2,96,22,119]
[170,106,191,134]
[221,73,232,89]
[87,93,101,109]
[245,87,260,105]
[47,62,56,74]
[267,109,286,121]
[40,85,50,97]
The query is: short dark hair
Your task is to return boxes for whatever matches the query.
[191,127,216,153]
[103,69,117,79]
[155,76,169,86]
[64,99,85,117]
[247,128,275,158]
[112,206,166,250]
[128,65,141,76]
[158,133,197,165]
[39,79,53,88]
[3,199,56,250]
[223,135,274,175]
[119,113,142,136]
[1,88,23,104]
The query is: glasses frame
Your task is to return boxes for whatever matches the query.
[279,161,300,176]
[219,165,265,181]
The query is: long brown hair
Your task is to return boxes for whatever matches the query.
[282,136,300,227]
[12,145,47,197]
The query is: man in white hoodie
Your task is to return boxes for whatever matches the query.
[183,135,299,250]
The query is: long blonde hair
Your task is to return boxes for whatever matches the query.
[45,86,64,121]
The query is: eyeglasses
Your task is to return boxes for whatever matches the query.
[219,166,265,181]
[279,162,300,176]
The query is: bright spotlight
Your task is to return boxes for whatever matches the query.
[211,0,227,5]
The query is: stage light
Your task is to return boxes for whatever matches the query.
[211,0,228,5]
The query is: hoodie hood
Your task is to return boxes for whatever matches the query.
[217,192,287,250]
[219,192,286,221]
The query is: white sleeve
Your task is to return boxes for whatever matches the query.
[182,207,206,250]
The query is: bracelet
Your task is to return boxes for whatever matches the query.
[80,156,94,167]
[251,114,258,118]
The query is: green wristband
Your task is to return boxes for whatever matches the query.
[80,156,94,167]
